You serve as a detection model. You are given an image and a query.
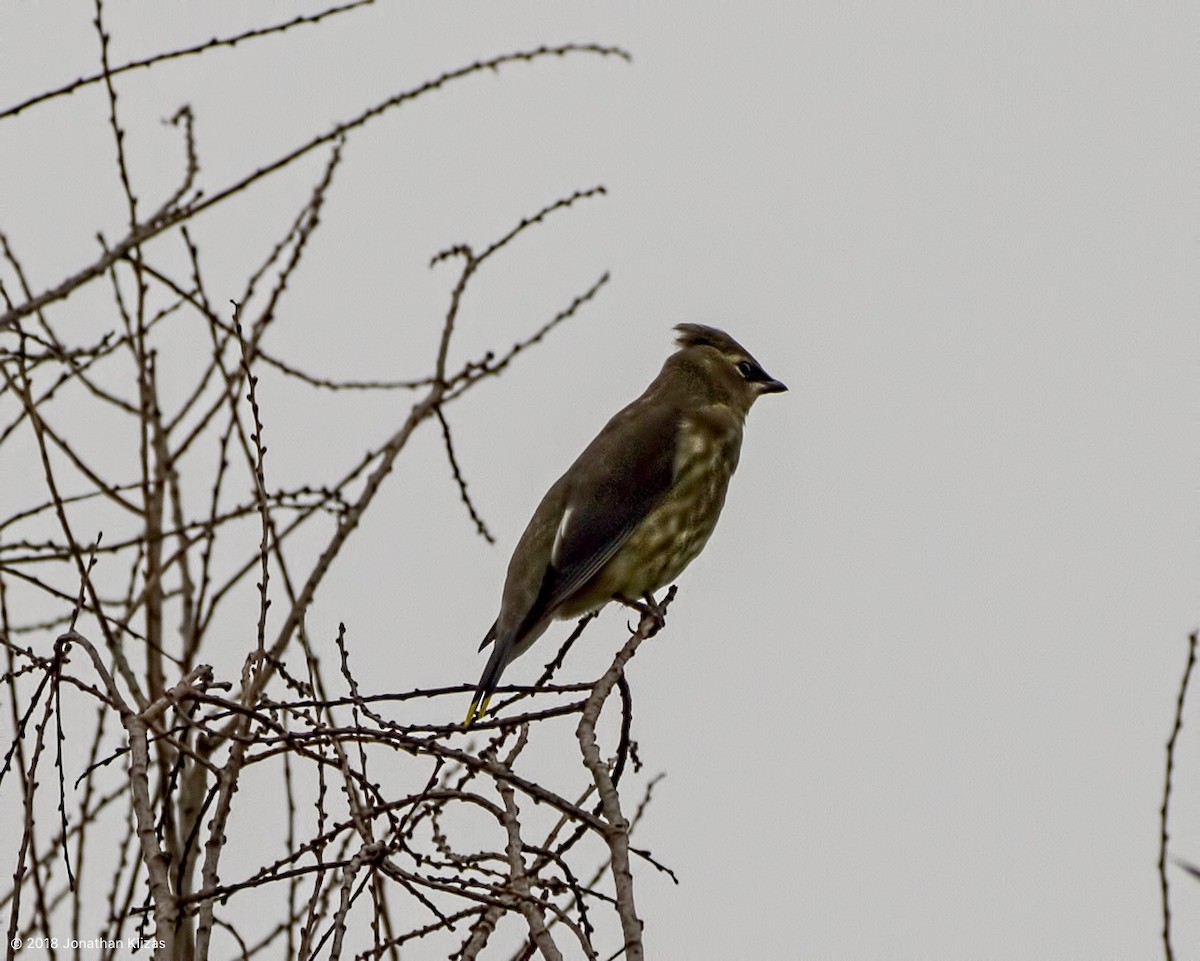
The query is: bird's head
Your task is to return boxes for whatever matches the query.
[667,323,788,416]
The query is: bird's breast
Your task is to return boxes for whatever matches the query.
[562,411,744,613]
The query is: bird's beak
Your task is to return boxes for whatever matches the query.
[758,376,788,394]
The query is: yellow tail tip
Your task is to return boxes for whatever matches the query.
[463,694,491,728]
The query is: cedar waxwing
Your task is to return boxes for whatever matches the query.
[465,324,786,726]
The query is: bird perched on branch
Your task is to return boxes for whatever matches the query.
[465,324,786,726]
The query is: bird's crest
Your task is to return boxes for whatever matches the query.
[673,323,750,357]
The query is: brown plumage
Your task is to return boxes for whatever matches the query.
[465,324,786,726]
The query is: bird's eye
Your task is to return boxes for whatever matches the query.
[736,359,758,380]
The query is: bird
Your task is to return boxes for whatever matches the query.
[464,324,786,726]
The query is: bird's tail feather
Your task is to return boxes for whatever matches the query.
[477,618,498,653]
[464,635,510,728]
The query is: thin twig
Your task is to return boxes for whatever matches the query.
[1159,630,1196,961]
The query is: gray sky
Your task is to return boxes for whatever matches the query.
[1,2,1197,958]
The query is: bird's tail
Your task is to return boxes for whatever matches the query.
[464,613,551,727]
[464,637,509,728]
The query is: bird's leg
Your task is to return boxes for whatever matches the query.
[640,591,666,626]
[614,591,667,636]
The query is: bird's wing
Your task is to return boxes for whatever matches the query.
[522,398,679,626]
[469,389,678,725]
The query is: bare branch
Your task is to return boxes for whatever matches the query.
[1159,630,1196,961]
[0,12,667,959]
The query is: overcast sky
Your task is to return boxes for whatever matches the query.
[2,3,1198,958]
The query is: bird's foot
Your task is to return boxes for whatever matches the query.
[616,591,667,636]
